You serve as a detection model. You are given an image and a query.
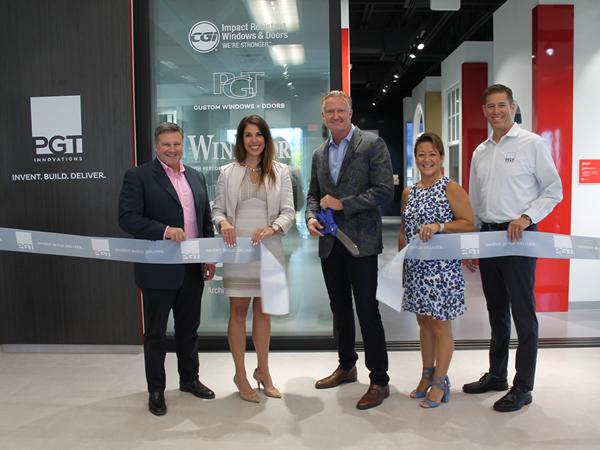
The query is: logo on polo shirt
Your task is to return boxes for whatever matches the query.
[16,231,34,250]
[460,234,480,257]
[553,235,573,257]
[91,238,111,257]
[181,240,202,261]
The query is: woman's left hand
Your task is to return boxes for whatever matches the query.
[419,223,441,242]
[251,226,275,245]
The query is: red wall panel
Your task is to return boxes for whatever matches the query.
[532,5,574,312]
[461,63,488,192]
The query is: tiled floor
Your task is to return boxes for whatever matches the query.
[1,347,599,449]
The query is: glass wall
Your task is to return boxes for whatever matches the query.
[149,0,334,337]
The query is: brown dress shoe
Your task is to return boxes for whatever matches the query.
[356,383,390,410]
[315,366,358,389]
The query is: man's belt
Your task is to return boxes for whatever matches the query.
[315,208,360,256]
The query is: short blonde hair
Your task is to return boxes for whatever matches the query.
[321,90,352,110]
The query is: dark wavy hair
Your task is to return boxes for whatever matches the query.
[414,132,445,158]
[234,115,276,184]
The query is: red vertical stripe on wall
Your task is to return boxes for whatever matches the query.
[532,5,573,312]
[341,28,350,95]
[461,63,488,191]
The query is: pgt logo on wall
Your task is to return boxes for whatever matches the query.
[213,72,264,99]
[189,21,220,53]
[30,95,83,163]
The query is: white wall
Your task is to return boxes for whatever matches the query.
[495,0,600,302]
[440,41,493,170]
[410,76,441,133]
[493,0,537,131]
[565,0,600,300]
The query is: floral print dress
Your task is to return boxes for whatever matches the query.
[402,176,466,320]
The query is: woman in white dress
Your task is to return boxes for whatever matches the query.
[212,115,295,403]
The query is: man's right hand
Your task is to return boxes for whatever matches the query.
[165,227,186,242]
[307,217,324,237]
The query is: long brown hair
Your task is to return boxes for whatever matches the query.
[234,115,276,184]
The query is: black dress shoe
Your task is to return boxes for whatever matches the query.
[180,380,215,399]
[462,372,509,394]
[493,386,532,412]
[148,392,167,416]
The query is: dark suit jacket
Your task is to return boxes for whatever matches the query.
[306,127,394,258]
[118,158,214,289]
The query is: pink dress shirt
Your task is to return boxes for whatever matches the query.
[158,159,199,239]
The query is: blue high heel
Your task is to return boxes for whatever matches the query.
[410,367,435,399]
[419,375,450,408]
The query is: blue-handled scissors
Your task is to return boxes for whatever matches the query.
[315,208,360,256]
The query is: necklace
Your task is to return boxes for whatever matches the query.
[242,162,261,173]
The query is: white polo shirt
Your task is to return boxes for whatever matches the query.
[469,123,563,229]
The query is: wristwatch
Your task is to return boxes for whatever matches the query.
[521,214,532,225]
[270,223,282,234]
[437,222,445,233]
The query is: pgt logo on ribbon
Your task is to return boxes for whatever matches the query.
[16,231,34,250]
[189,21,220,53]
[30,95,83,160]
[553,234,574,257]
[213,72,264,99]
[91,239,110,257]
[460,234,480,257]
[181,240,202,261]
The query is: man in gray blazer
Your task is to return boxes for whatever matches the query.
[306,90,394,410]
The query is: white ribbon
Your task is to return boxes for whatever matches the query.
[0,227,288,315]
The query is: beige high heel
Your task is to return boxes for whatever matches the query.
[233,377,260,403]
[253,369,282,398]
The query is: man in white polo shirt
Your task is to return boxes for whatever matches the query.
[464,84,562,412]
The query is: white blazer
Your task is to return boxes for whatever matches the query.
[212,161,295,234]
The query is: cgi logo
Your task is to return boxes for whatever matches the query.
[16,231,34,251]
[213,72,264,99]
[460,234,480,257]
[181,241,202,261]
[189,21,220,53]
[91,238,111,257]
[553,235,573,257]
[30,95,83,158]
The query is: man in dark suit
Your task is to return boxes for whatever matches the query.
[119,122,216,416]
[306,91,394,410]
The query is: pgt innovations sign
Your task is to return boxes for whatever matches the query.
[30,95,83,162]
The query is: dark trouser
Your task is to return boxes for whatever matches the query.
[320,239,389,385]
[141,265,204,393]
[479,223,538,392]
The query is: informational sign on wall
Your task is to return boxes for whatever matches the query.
[579,159,600,184]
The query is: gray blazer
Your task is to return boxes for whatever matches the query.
[212,160,295,234]
[306,127,394,258]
